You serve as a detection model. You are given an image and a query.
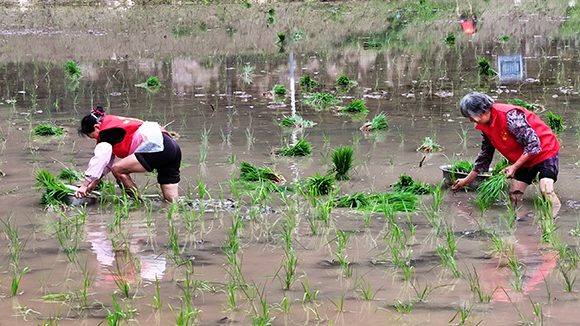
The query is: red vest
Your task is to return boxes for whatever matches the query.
[476,103,560,167]
[97,115,144,158]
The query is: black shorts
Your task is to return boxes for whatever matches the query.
[514,153,559,185]
[135,133,181,184]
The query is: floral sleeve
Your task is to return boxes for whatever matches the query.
[506,109,541,156]
[473,132,495,173]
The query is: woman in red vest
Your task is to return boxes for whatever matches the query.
[74,106,181,202]
[452,92,561,213]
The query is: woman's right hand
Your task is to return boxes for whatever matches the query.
[452,178,469,190]
[75,185,88,198]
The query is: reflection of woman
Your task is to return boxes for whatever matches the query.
[74,106,181,202]
[452,92,561,212]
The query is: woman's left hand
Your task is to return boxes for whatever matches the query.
[502,165,518,179]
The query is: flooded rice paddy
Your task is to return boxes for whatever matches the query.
[1,1,580,325]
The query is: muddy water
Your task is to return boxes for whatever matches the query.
[1,1,580,325]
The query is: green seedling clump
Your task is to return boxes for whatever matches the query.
[273,84,287,96]
[304,93,341,109]
[342,100,369,113]
[336,75,351,87]
[58,168,84,184]
[329,145,355,181]
[477,58,497,76]
[146,76,160,87]
[277,139,312,156]
[303,173,334,196]
[35,169,74,206]
[444,34,455,46]
[417,137,442,152]
[34,124,64,136]
[65,61,82,79]
[361,112,389,131]
[279,115,316,128]
[277,33,286,45]
[491,158,511,175]
[545,112,563,132]
[368,192,418,212]
[476,173,508,208]
[299,75,317,90]
[392,173,432,195]
[240,162,285,183]
[335,192,370,208]
[508,99,534,111]
[451,161,474,174]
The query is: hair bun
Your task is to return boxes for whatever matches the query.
[91,106,105,116]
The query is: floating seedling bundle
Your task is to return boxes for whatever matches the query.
[476,173,508,208]
[35,169,74,207]
[239,162,285,184]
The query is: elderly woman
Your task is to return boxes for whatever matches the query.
[74,106,181,202]
[452,92,561,212]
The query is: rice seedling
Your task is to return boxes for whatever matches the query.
[239,283,275,326]
[57,168,84,184]
[239,162,285,184]
[336,74,357,90]
[329,291,346,312]
[302,173,334,196]
[507,244,525,291]
[273,84,286,96]
[300,274,320,303]
[303,92,341,110]
[279,115,316,128]
[463,265,496,302]
[435,230,461,277]
[354,275,382,300]
[392,173,432,195]
[390,299,415,313]
[450,302,472,324]
[416,136,442,152]
[450,160,474,174]
[239,65,254,84]
[444,34,455,46]
[476,173,508,209]
[277,138,312,156]
[558,259,577,292]
[329,145,354,181]
[33,123,64,136]
[265,16,277,24]
[411,281,447,303]
[508,98,536,111]
[366,192,418,213]
[334,230,351,276]
[278,247,299,290]
[146,76,160,87]
[104,294,127,326]
[477,58,497,76]
[341,100,369,113]
[11,264,29,296]
[54,208,85,262]
[545,111,564,132]
[299,75,317,91]
[35,169,74,207]
[491,158,511,175]
[65,61,81,79]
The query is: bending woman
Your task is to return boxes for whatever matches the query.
[74,107,181,202]
[452,92,561,213]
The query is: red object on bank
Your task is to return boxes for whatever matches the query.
[461,20,476,34]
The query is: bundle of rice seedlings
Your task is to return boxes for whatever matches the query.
[277,139,312,157]
[239,162,285,184]
[65,61,82,79]
[329,145,354,181]
[417,137,443,152]
[299,75,317,91]
[367,192,418,212]
[476,173,508,208]
[444,34,455,46]
[273,84,287,96]
[360,112,389,132]
[136,76,161,93]
[392,173,432,195]
[303,173,334,196]
[336,75,357,88]
[34,124,64,136]
[279,115,316,128]
[477,58,497,76]
[491,158,511,175]
[451,160,475,174]
[35,169,74,206]
[342,100,368,113]
[304,93,341,109]
[335,192,370,208]
[58,168,84,184]
[509,99,533,111]
[545,112,563,132]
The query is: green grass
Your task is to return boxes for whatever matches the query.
[329,145,355,181]
[277,139,312,156]
[34,124,64,136]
